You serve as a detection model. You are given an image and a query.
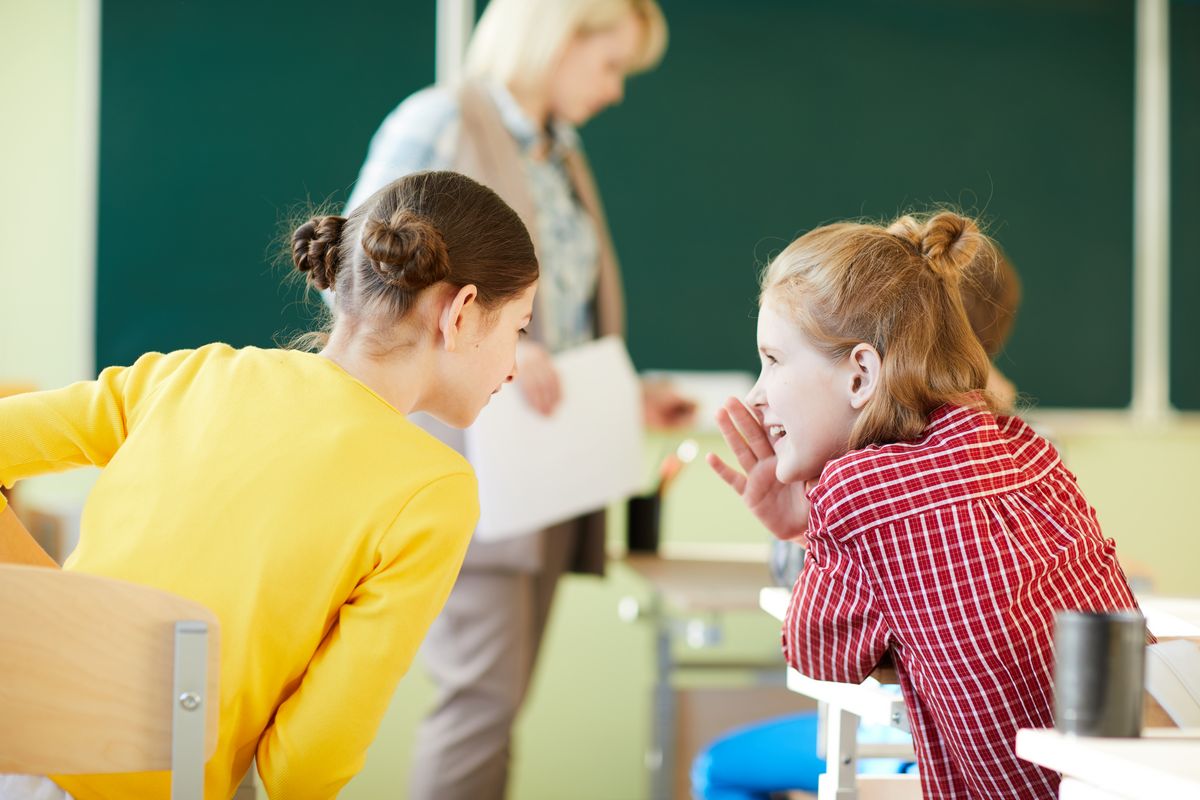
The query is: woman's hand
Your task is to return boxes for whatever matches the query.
[706,397,812,543]
[641,379,697,431]
[515,341,561,416]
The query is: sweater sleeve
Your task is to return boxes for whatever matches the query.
[783,533,890,684]
[0,349,196,505]
[255,471,478,799]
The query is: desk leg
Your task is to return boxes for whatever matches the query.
[816,701,827,760]
[647,598,675,800]
[817,705,859,800]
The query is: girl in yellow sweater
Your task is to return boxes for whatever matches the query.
[0,170,538,800]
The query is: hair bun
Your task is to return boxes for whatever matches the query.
[887,212,983,281]
[885,215,923,250]
[361,210,451,291]
[292,215,346,290]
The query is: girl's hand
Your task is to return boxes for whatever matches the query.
[515,341,561,416]
[706,397,812,543]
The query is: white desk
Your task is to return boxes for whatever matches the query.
[1016,728,1200,799]
[764,588,1200,799]
[760,587,919,800]
[622,544,803,800]
[1136,595,1200,638]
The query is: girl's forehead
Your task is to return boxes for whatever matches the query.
[757,300,801,337]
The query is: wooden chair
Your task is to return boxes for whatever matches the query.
[0,563,220,800]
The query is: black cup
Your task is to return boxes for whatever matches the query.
[1054,610,1146,737]
[626,494,662,553]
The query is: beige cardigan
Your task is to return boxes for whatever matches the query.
[451,83,626,575]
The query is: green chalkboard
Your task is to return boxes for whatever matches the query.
[588,0,1138,408]
[98,0,1195,409]
[96,0,437,367]
[1170,2,1199,410]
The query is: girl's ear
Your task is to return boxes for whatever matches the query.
[438,284,479,353]
[846,342,882,410]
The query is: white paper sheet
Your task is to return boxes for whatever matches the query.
[466,336,645,541]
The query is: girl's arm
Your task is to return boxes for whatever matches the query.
[254,473,478,799]
[783,535,890,684]
[0,350,193,496]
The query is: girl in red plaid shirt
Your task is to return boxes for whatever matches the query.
[708,211,1144,799]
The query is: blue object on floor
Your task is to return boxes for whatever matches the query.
[689,710,913,800]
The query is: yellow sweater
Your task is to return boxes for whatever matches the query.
[0,344,478,799]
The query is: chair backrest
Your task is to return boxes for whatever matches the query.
[0,564,220,787]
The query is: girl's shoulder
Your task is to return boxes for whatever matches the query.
[809,404,1057,541]
[376,85,462,141]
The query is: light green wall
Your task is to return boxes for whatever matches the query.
[0,0,90,391]
[5,7,1198,798]
[0,0,97,511]
[1054,423,1200,597]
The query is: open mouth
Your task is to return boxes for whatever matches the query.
[767,424,787,445]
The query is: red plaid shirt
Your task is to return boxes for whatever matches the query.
[783,403,1144,799]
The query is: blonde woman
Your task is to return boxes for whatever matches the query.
[345,2,688,797]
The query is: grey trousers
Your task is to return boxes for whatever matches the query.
[408,527,576,800]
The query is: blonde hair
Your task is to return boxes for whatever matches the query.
[960,244,1021,358]
[464,0,667,90]
[762,211,995,451]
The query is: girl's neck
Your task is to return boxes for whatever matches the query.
[508,83,550,131]
[319,325,432,414]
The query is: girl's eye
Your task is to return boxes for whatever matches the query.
[519,328,529,337]
[764,354,777,365]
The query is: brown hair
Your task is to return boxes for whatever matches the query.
[762,211,995,451]
[291,170,537,333]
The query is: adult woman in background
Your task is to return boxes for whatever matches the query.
[344,2,688,798]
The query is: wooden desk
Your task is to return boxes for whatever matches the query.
[624,542,775,613]
[1016,728,1200,799]
[619,543,812,800]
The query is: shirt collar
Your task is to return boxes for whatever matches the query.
[484,82,579,158]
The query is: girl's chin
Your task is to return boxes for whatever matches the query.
[774,460,804,485]
[775,453,818,486]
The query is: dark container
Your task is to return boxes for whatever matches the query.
[626,494,661,553]
[1054,610,1146,737]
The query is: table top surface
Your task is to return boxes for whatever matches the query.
[619,542,776,613]
[1016,728,1200,797]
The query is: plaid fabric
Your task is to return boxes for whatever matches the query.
[783,403,1145,799]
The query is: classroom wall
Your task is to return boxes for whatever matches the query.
[0,0,91,391]
[0,0,98,512]
[3,5,1197,799]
